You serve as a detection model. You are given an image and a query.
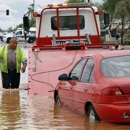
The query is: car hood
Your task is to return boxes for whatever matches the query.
[4,34,13,36]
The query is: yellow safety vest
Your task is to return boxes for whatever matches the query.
[0,45,27,73]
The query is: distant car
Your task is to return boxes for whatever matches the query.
[54,50,130,123]
[3,29,36,43]
[2,33,13,43]
[0,33,3,41]
[1,32,7,41]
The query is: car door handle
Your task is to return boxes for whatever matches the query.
[70,86,73,89]
[84,88,88,92]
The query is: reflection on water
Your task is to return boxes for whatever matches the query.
[0,90,129,130]
[0,90,20,130]
[0,47,129,129]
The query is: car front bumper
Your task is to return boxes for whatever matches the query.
[2,38,7,42]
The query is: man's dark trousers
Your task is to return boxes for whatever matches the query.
[1,69,20,89]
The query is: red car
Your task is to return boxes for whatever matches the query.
[54,50,130,123]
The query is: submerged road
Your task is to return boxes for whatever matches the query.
[0,41,129,129]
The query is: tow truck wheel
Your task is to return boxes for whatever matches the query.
[87,105,100,121]
[6,37,11,43]
[55,94,62,107]
[28,37,35,43]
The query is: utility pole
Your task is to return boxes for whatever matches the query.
[33,0,35,12]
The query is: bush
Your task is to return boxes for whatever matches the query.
[116,39,121,45]
[101,36,105,43]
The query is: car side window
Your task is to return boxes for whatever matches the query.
[69,59,86,81]
[15,31,22,35]
[80,58,94,83]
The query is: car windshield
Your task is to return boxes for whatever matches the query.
[101,55,130,78]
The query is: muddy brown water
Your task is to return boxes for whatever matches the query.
[0,90,130,130]
[0,45,129,129]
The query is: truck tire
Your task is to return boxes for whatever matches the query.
[6,37,11,43]
[28,37,35,43]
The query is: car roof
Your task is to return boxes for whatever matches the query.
[97,50,130,58]
[82,50,130,59]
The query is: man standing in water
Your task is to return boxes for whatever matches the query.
[0,37,27,89]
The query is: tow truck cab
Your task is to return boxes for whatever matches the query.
[24,3,109,46]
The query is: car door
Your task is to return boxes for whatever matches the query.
[15,31,24,41]
[73,58,95,114]
[59,59,87,109]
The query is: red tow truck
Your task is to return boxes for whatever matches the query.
[23,2,119,96]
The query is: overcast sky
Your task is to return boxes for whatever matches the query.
[0,0,102,30]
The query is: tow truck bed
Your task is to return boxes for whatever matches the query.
[28,46,113,96]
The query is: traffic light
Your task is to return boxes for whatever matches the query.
[6,9,9,15]
[23,16,30,31]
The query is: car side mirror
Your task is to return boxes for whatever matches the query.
[104,13,109,28]
[23,16,30,32]
[58,73,68,81]
[104,13,109,25]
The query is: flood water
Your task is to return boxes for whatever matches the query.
[0,90,130,130]
[0,45,130,129]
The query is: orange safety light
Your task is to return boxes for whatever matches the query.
[62,3,68,6]
[53,4,58,7]
[33,12,40,17]
[98,10,102,15]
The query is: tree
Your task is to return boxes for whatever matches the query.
[16,23,23,28]
[114,0,130,45]
[8,26,13,32]
[26,4,36,27]
[102,0,122,19]
[67,0,83,3]
[0,27,2,32]
[102,0,122,29]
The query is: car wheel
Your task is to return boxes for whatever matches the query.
[6,37,11,43]
[55,94,62,107]
[87,105,100,121]
[28,37,35,43]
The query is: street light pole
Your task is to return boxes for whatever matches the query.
[33,0,35,12]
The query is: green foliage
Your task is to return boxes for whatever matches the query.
[27,4,34,13]
[7,23,24,32]
[116,39,121,45]
[102,0,130,45]
[26,4,36,27]
[101,36,105,43]
[16,23,23,28]
[114,0,130,45]
[67,0,83,3]
[102,0,122,18]
[0,27,3,32]
[114,1,129,19]
[124,30,130,41]
[7,27,13,32]
[29,18,36,27]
